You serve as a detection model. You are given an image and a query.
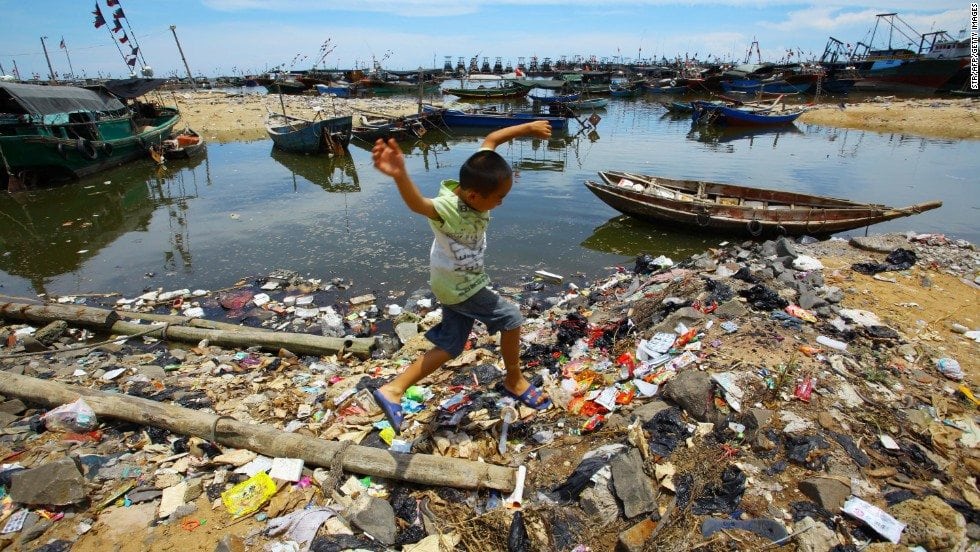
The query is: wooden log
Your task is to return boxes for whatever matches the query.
[115,310,281,333]
[0,371,516,492]
[0,300,373,358]
[0,301,118,330]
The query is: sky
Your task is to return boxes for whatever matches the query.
[0,1,971,80]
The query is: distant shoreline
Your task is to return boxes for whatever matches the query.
[166,90,980,142]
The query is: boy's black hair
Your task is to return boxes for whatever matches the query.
[459,150,512,195]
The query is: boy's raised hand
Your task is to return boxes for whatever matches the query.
[372,138,407,179]
[524,120,553,139]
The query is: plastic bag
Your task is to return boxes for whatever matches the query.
[42,398,97,432]
[221,471,277,518]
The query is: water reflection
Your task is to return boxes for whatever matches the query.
[581,215,715,258]
[0,174,156,295]
[687,124,803,148]
[270,150,360,193]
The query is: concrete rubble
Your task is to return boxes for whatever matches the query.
[0,231,977,551]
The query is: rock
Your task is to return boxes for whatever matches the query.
[33,320,68,345]
[0,412,18,428]
[798,292,827,310]
[348,495,397,545]
[742,408,772,438]
[794,516,838,552]
[822,286,844,304]
[9,457,88,506]
[663,370,716,422]
[630,400,670,425]
[610,448,658,518]
[890,495,966,552]
[18,518,52,545]
[159,482,188,518]
[850,234,908,254]
[0,399,26,414]
[616,517,658,552]
[798,477,851,511]
[775,237,799,258]
[760,240,778,258]
[714,300,748,319]
[136,365,167,381]
[215,534,246,552]
[395,322,419,344]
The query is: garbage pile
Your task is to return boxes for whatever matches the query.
[0,232,977,551]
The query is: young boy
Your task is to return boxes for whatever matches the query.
[370,121,554,434]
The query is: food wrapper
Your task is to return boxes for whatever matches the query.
[221,471,277,518]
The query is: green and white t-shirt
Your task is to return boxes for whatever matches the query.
[428,179,491,305]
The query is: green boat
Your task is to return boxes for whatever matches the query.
[0,80,181,191]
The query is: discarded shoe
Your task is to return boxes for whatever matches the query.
[504,384,552,410]
[371,388,404,434]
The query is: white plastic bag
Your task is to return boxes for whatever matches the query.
[42,398,98,432]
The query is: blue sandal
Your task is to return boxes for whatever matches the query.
[372,388,405,434]
[504,384,552,410]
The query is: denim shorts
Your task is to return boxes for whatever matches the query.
[425,286,523,357]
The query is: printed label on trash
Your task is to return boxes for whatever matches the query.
[842,496,905,543]
[221,471,278,518]
[1,509,28,534]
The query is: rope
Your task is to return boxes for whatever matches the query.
[210,414,238,443]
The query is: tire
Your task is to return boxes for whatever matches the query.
[101,142,114,156]
[76,138,98,160]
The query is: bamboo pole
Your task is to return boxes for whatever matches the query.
[0,301,374,358]
[0,372,516,491]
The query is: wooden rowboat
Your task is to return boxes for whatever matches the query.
[266,112,352,155]
[585,170,942,237]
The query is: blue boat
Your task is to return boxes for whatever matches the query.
[609,83,641,97]
[691,100,806,126]
[424,105,567,130]
[721,79,812,94]
[314,83,353,98]
[528,91,580,103]
[266,113,353,154]
[641,82,688,94]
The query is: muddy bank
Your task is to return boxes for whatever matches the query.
[0,231,977,551]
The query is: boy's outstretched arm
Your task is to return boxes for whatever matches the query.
[480,120,552,151]
[372,138,439,220]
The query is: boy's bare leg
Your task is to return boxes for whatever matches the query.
[500,327,533,395]
[377,347,453,402]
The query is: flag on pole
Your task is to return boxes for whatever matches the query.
[59,37,66,49]
[113,7,125,19]
[126,56,137,67]
[129,46,139,57]
[106,0,119,5]
[118,32,128,44]
[112,19,123,33]
[92,3,106,28]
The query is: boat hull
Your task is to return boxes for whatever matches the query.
[0,107,180,187]
[267,115,353,154]
[585,171,941,237]
[692,101,804,127]
[432,107,568,130]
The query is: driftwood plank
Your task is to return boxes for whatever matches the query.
[0,371,516,492]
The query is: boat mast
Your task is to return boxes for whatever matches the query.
[169,25,196,89]
[39,36,56,82]
[60,37,76,80]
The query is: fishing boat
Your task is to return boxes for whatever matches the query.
[691,100,806,126]
[0,80,181,191]
[584,170,942,237]
[441,83,530,99]
[563,98,609,110]
[609,83,641,97]
[423,105,567,130]
[314,83,354,98]
[528,91,580,104]
[265,79,308,95]
[661,101,694,114]
[720,79,812,94]
[641,82,689,94]
[351,110,442,142]
[266,112,353,154]
[160,128,205,159]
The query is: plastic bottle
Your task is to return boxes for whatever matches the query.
[816,335,848,352]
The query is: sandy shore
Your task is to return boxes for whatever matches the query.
[799,97,980,140]
[161,90,980,143]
